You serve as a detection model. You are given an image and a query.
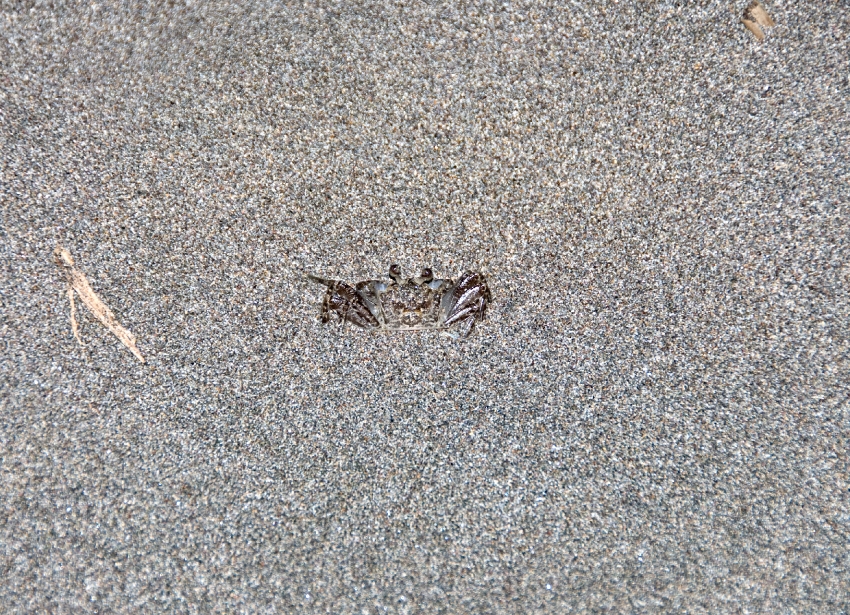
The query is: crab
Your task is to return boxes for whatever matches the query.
[307,264,491,338]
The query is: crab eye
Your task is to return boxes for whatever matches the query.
[389,264,401,276]
[420,267,432,278]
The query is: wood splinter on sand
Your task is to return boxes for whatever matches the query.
[54,246,145,363]
[742,1,775,41]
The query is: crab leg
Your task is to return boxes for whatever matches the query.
[444,290,488,326]
[307,273,381,329]
[458,314,477,338]
[449,287,483,317]
[307,273,337,287]
[444,296,486,327]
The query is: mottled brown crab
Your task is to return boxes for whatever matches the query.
[307,264,491,338]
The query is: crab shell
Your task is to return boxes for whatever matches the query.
[307,266,491,338]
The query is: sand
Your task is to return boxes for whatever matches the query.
[2,0,848,612]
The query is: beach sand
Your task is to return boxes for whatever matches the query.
[2,1,848,611]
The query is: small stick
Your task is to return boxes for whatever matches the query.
[54,246,145,363]
[742,1,775,41]
[68,286,82,346]
[747,1,775,27]
[742,18,764,41]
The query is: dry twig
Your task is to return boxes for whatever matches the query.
[54,246,145,363]
[742,1,776,41]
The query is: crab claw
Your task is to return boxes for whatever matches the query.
[441,271,491,337]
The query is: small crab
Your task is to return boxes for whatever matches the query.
[307,264,491,338]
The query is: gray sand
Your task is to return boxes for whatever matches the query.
[2,1,848,612]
